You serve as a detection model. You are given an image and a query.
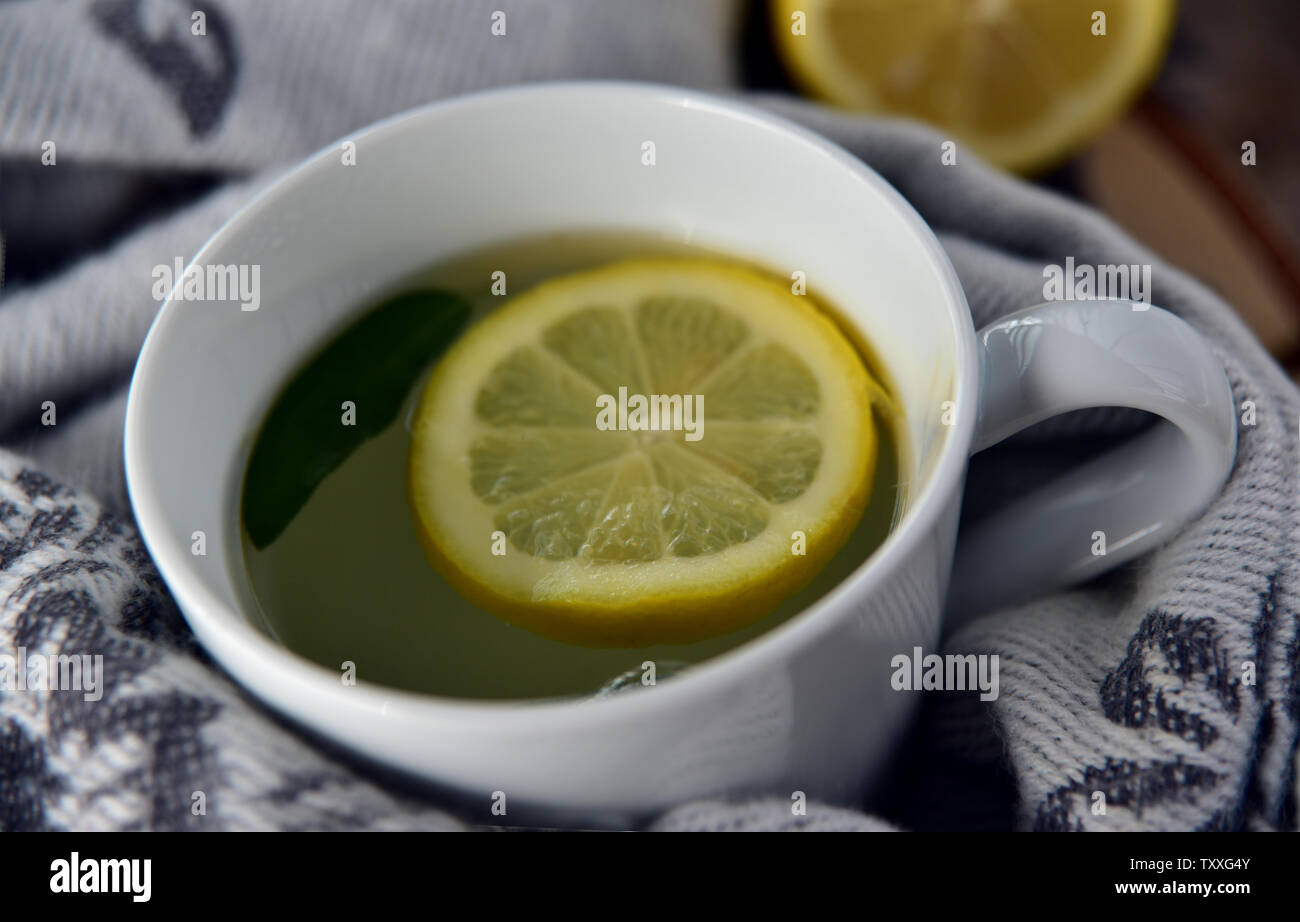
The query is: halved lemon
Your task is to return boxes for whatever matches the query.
[408,259,878,647]
[772,0,1177,173]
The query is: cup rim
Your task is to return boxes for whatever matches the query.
[124,80,978,730]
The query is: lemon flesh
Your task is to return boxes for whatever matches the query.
[772,0,1176,173]
[409,259,877,647]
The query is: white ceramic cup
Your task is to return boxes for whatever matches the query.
[124,82,1236,823]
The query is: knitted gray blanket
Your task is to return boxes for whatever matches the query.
[2,0,1296,831]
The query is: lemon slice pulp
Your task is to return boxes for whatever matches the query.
[772,0,1176,173]
[409,259,878,647]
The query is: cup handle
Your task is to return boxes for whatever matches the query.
[944,300,1237,626]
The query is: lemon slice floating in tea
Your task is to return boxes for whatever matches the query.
[408,259,878,647]
[771,0,1176,174]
